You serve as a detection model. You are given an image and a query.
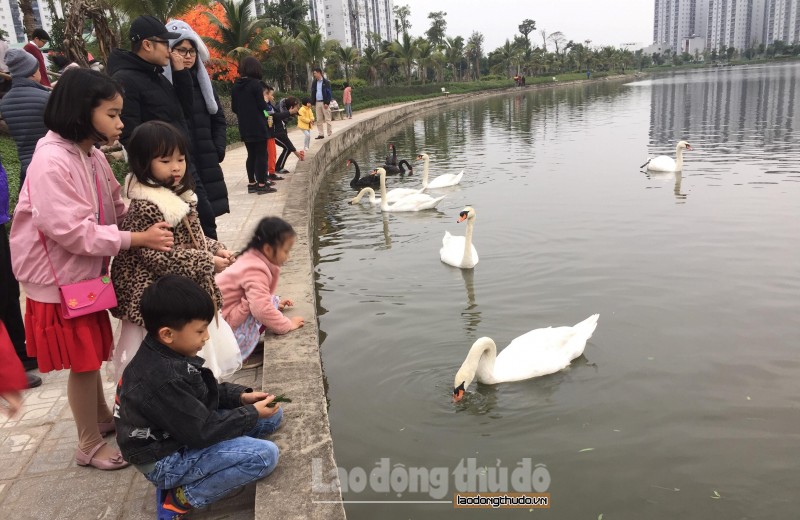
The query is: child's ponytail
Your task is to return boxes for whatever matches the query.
[246,217,296,252]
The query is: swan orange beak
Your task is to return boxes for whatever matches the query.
[346,160,351,167]
[686,145,693,151]
[453,382,465,402]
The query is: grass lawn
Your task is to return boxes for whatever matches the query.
[1,136,21,211]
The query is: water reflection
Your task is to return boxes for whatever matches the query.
[381,215,392,249]
[459,268,481,336]
[644,171,688,203]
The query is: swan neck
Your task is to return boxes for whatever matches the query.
[675,147,683,170]
[352,161,360,181]
[466,339,496,383]
[422,157,429,188]
[463,216,475,263]
[379,172,389,210]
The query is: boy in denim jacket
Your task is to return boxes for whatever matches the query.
[114,275,283,518]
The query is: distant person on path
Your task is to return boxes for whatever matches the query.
[108,15,219,240]
[216,217,305,364]
[232,57,274,194]
[166,19,230,218]
[298,97,315,151]
[263,84,278,177]
[10,69,174,471]
[343,81,352,119]
[23,28,51,87]
[310,67,332,139]
[0,49,49,190]
[115,275,283,518]
[110,121,240,382]
[273,96,304,174]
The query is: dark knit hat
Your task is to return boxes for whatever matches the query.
[5,49,39,78]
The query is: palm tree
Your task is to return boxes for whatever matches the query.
[465,31,484,80]
[493,39,520,77]
[391,32,416,84]
[444,36,465,81]
[335,45,359,82]
[415,38,434,84]
[265,26,298,90]
[111,0,206,22]
[360,46,386,86]
[204,0,267,63]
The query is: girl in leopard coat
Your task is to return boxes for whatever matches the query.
[110,122,241,381]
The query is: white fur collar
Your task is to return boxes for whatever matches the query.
[125,175,197,227]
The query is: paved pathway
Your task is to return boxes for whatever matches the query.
[0,104,405,519]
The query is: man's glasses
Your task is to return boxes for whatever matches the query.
[174,48,197,57]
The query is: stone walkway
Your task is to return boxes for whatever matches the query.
[0,103,408,519]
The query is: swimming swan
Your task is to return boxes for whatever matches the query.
[348,159,380,189]
[372,167,444,212]
[640,141,693,172]
[349,187,380,205]
[440,206,479,269]
[416,153,464,188]
[453,314,600,401]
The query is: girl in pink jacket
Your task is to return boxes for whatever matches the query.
[9,69,173,471]
[216,217,305,362]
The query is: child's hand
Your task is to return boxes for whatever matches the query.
[295,150,305,161]
[253,395,281,418]
[290,316,305,330]
[278,298,294,310]
[213,256,231,273]
[241,391,270,405]
[134,222,174,252]
[0,391,23,418]
[216,249,236,263]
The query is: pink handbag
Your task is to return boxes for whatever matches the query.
[37,154,118,319]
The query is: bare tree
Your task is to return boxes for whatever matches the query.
[539,28,547,52]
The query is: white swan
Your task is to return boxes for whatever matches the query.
[371,167,445,212]
[640,141,693,172]
[349,187,380,205]
[440,206,479,269]
[416,153,464,188]
[453,314,599,401]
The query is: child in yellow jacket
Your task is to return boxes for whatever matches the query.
[298,98,315,151]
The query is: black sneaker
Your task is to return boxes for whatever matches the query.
[27,373,42,389]
[268,174,284,181]
[256,184,277,195]
[315,135,324,140]
[247,184,257,193]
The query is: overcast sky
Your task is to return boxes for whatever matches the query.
[401,0,654,51]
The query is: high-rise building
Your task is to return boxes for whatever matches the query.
[324,0,394,50]
[706,0,767,51]
[653,0,711,52]
[763,0,800,44]
[0,0,63,44]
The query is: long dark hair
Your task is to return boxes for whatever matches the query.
[246,217,296,252]
[126,121,194,196]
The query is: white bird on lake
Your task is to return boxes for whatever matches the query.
[362,167,444,212]
[640,141,693,172]
[453,314,599,401]
[440,206,479,269]
[415,153,464,189]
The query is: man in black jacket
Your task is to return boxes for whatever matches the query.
[107,15,218,239]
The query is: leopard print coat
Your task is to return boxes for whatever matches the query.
[110,176,225,327]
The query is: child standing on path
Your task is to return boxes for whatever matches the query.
[343,82,353,119]
[262,84,279,180]
[110,121,241,382]
[115,275,283,518]
[10,69,173,470]
[216,217,305,363]
[298,97,315,151]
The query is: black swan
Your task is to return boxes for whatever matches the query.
[385,143,398,166]
[348,159,380,189]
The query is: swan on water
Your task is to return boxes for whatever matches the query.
[440,206,479,269]
[416,153,464,188]
[348,159,380,189]
[453,314,600,401]
[371,167,444,212]
[640,141,693,172]
[349,187,380,205]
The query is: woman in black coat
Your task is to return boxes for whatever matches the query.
[166,20,230,215]
[231,57,274,195]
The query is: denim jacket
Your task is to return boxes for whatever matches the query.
[114,334,259,465]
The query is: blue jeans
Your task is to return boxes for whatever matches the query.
[303,129,311,150]
[345,103,352,118]
[145,408,283,508]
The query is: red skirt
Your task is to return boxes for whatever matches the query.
[24,299,112,373]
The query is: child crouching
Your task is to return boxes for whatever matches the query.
[114,275,283,517]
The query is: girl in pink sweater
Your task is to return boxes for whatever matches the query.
[216,217,304,361]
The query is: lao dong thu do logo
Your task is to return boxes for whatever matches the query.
[312,457,551,500]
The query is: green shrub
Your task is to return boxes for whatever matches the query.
[329,78,367,90]
[480,74,506,81]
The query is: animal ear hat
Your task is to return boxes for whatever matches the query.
[162,19,219,114]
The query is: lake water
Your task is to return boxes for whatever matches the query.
[312,63,800,519]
